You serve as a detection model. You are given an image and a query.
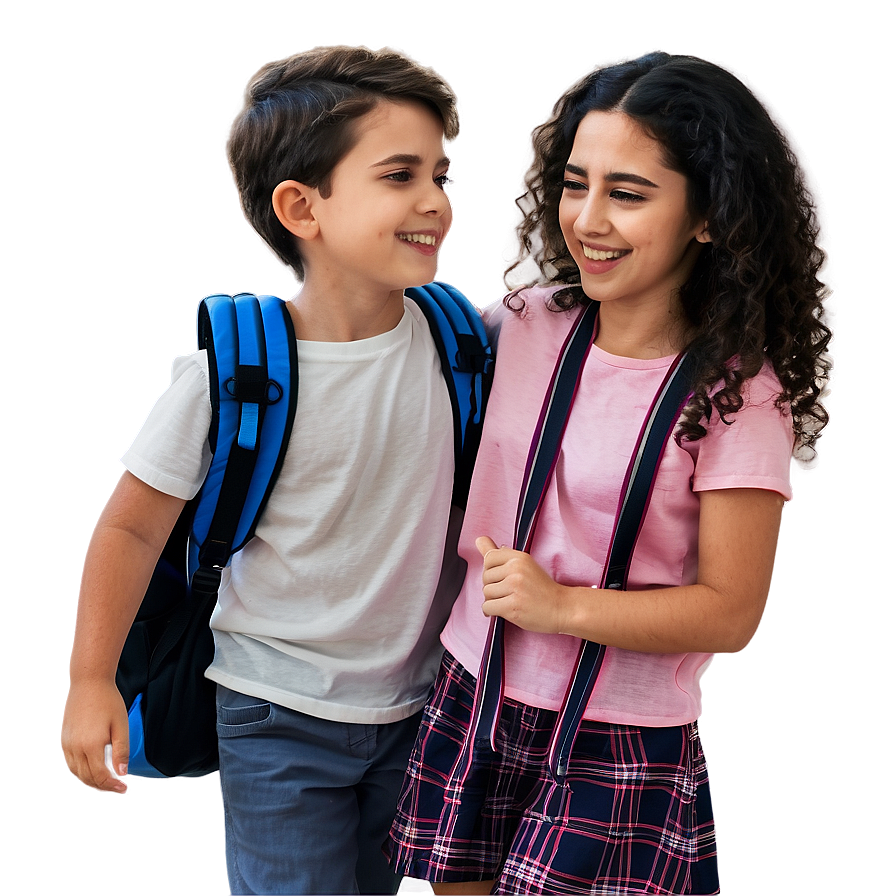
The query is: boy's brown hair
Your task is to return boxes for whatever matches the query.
[228,46,459,279]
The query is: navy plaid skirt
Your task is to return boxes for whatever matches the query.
[386,652,719,894]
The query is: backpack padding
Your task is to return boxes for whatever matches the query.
[191,294,298,578]
[405,282,493,506]
[192,295,263,575]
[227,295,297,553]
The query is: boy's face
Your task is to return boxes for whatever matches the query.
[304,100,452,296]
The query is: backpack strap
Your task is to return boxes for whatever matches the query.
[188,283,485,591]
[188,293,298,595]
[405,282,494,507]
[468,301,697,783]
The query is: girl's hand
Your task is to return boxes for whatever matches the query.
[476,536,566,634]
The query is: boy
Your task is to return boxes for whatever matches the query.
[62,46,463,895]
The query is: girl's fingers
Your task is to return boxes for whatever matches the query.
[482,579,512,601]
[478,537,501,582]
[477,537,514,579]
[481,553,519,588]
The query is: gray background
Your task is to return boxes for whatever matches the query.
[3,2,889,893]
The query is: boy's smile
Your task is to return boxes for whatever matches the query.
[397,231,440,254]
[296,100,452,313]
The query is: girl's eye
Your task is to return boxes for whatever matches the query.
[562,179,587,192]
[386,170,412,183]
[434,173,452,189]
[610,189,645,203]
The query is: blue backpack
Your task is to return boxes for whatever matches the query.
[115,283,493,778]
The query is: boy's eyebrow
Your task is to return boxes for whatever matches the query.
[371,153,451,169]
[565,163,659,189]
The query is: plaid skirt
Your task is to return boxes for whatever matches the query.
[386,652,719,895]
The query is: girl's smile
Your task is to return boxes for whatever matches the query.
[580,243,631,271]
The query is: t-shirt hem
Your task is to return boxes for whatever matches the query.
[205,668,428,725]
[503,681,700,727]
[440,643,701,728]
[440,637,480,682]
[692,473,792,500]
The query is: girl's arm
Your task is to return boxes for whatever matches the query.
[61,471,187,792]
[478,487,784,654]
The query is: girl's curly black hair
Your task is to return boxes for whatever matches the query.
[509,52,831,459]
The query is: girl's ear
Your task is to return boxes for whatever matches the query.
[695,221,712,244]
[272,180,319,241]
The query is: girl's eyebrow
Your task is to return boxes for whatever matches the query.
[371,153,451,169]
[565,163,659,189]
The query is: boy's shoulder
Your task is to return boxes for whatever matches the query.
[138,348,210,403]
[402,293,430,329]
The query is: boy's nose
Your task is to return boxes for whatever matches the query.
[420,183,450,216]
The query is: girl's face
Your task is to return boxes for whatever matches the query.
[558,111,710,313]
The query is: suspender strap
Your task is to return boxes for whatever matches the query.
[471,301,599,751]
[469,303,696,783]
[547,350,697,780]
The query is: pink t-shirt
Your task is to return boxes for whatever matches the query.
[441,287,793,726]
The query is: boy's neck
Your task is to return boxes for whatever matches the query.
[287,278,406,342]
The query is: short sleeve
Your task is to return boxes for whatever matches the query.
[686,363,794,500]
[122,351,213,499]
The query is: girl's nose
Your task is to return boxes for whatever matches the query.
[576,197,611,236]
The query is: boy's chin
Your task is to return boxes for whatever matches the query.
[403,269,440,290]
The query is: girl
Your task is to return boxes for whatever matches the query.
[385,53,830,895]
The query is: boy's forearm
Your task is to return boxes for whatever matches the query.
[69,472,187,682]
[70,527,164,681]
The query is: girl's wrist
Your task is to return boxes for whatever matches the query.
[557,584,594,637]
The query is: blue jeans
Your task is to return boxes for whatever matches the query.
[216,685,423,895]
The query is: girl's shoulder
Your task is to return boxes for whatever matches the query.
[742,358,788,410]
[484,285,581,342]
[712,356,788,413]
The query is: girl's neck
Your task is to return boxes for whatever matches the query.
[593,297,693,360]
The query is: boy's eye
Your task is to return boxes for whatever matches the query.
[610,189,645,203]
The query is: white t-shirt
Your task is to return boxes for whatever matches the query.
[124,299,463,724]
[442,288,793,726]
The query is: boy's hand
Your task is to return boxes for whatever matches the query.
[477,536,566,635]
[61,680,129,793]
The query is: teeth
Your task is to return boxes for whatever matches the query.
[583,246,626,261]
[400,233,437,246]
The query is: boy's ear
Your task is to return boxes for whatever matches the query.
[272,180,319,241]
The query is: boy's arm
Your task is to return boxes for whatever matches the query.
[61,471,187,793]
